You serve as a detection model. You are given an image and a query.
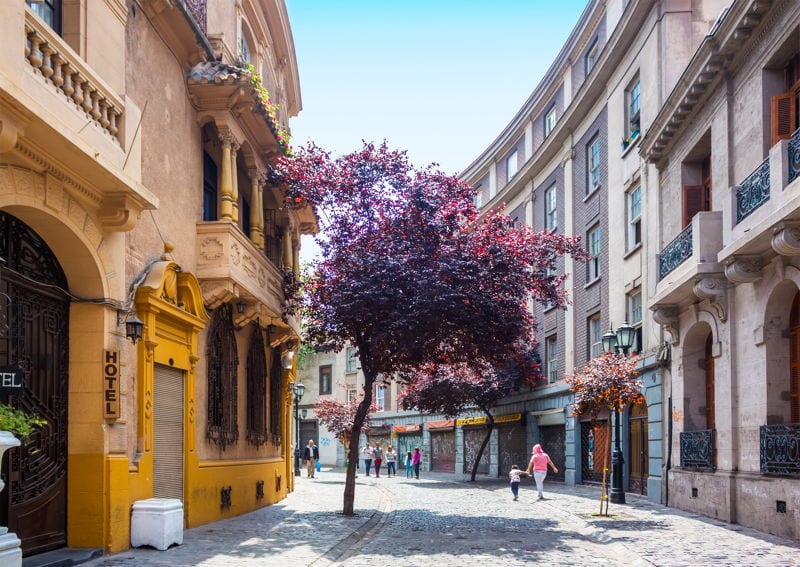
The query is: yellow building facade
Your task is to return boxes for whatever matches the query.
[0,0,313,557]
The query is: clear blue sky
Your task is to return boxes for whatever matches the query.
[285,1,589,259]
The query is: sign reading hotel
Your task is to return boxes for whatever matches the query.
[103,350,120,420]
[0,365,23,395]
[456,413,522,427]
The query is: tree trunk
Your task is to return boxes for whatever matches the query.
[469,410,494,482]
[342,344,375,516]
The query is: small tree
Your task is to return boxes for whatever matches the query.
[567,351,645,515]
[272,141,585,514]
[399,347,540,481]
[314,395,378,467]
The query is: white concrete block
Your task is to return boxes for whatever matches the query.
[0,531,22,567]
[130,498,183,551]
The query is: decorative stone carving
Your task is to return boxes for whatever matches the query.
[723,255,763,284]
[693,277,728,322]
[652,304,680,344]
[199,281,235,309]
[200,237,224,261]
[772,223,800,256]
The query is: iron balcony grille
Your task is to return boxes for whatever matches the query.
[790,128,800,185]
[679,429,715,470]
[736,158,770,224]
[658,224,693,281]
[760,423,800,477]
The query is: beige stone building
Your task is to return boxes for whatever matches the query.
[645,0,800,541]
[0,0,314,558]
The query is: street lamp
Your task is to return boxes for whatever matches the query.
[290,381,305,476]
[603,322,636,505]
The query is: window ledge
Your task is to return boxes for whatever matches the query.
[623,242,642,259]
[583,185,601,202]
[584,277,601,290]
[621,134,641,157]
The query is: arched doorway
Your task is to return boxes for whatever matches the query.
[0,211,69,555]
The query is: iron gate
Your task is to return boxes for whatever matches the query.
[539,425,566,482]
[0,212,69,556]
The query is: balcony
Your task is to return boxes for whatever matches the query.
[720,129,800,275]
[760,423,800,477]
[650,211,723,314]
[195,221,300,337]
[679,429,715,470]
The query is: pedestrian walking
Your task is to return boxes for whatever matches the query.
[525,443,558,499]
[508,464,527,501]
[362,442,373,476]
[385,446,397,477]
[404,451,413,478]
[373,444,383,477]
[302,440,319,479]
[411,447,422,479]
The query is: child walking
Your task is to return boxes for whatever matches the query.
[509,464,527,501]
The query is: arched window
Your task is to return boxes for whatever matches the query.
[246,324,267,446]
[27,0,61,34]
[206,304,239,448]
[790,292,800,423]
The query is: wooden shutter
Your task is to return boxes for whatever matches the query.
[771,91,795,147]
[153,364,185,501]
[682,185,705,228]
[705,335,716,430]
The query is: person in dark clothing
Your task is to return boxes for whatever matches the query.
[303,439,320,478]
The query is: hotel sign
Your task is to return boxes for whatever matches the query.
[103,350,120,419]
[456,413,522,427]
[0,365,23,395]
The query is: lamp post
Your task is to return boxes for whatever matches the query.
[602,321,636,505]
[291,381,305,476]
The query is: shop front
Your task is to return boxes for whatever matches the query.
[427,420,456,473]
[393,425,422,470]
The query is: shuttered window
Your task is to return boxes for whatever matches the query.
[153,364,185,501]
[790,292,800,423]
[770,55,800,147]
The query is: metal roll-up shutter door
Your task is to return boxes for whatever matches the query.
[153,364,185,501]
[498,423,527,476]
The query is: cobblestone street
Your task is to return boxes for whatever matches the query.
[83,468,800,566]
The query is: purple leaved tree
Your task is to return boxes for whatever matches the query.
[271,141,586,515]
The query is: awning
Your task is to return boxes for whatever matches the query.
[426,419,455,431]
[393,424,421,434]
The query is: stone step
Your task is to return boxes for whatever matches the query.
[22,548,102,567]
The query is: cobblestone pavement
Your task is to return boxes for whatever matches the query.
[83,468,800,566]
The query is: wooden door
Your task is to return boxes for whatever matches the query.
[628,403,649,495]
[0,212,69,556]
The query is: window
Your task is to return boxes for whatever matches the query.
[682,155,712,227]
[203,152,218,221]
[506,150,518,182]
[509,203,525,229]
[588,136,601,191]
[319,365,332,395]
[627,290,643,354]
[346,347,358,373]
[27,0,61,34]
[246,325,268,446]
[587,225,601,281]
[627,186,642,249]
[771,54,800,146]
[546,336,558,383]
[206,304,239,448]
[589,314,602,359]
[346,387,357,404]
[626,77,641,139]
[375,385,385,411]
[474,184,483,208]
[545,185,557,231]
[544,107,557,138]
[240,26,252,63]
[585,38,599,75]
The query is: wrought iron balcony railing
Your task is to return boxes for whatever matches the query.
[679,428,715,470]
[790,128,800,185]
[760,423,800,477]
[736,158,770,224]
[659,223,693,280]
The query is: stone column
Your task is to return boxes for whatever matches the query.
[248,170,264,247]
[231,144,240,225]
[218,135,235,222]
[283,232,293,272]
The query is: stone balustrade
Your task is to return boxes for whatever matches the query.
[24,12,123,141]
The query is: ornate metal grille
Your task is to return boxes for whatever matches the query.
[736,158,770,224]
[760,423,800,477]
[246,324,267,446]
[206,304,239,448]
[268,347,282,444]
[581,420,610,484]
[184,0,207,33]
[679,429,715,470]
[659,224,693,280]
[789,128,800,184]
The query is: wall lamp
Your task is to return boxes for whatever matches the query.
[117,311,144,345]
[281,341,296,370]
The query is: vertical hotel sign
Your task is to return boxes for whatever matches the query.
[104,350,120,420]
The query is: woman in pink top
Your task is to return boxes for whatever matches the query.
[411,447,422,479]
[525,444,558,500]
